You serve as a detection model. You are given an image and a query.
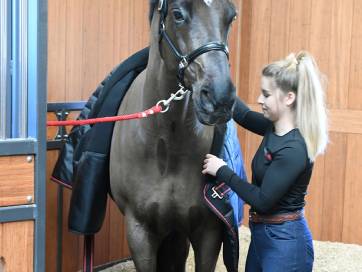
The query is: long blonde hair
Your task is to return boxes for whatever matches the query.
[262,52,328,162]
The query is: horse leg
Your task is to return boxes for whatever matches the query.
[125,212,158,272]
[156,231,190,272]
[190,223,223,272]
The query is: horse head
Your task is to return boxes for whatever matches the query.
[150,0,237,125]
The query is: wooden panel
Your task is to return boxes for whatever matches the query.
[0,156,34,206]
[46,151,60,272]
[128,1,149,53]
[348,0,362,110]
[65,0,84,102]
[329,109,362,134]
[342,134,362,244]
[98,0,116,83]
[0,221,34,272]
[81,0,100,101]
[113,0,131,61]
[48,0,151,103]
[238,0,252,102]
[229,0,242,85]
[248,0,271,102]
[321,133,347,242]
[47,0,66,102]
[304,155,325,240]
[93,201,110,267]
[249,104,362,135]
[327,0,353,109]
[287,0,312,52]
[61,188,82,272]
[309,0,332,75]
[268,0,290,61]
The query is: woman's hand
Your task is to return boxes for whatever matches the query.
[202,154,227,176]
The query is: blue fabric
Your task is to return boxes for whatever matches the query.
[221,120,247,226]
[246,217,314,272]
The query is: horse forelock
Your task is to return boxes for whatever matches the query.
[150,0,235,23]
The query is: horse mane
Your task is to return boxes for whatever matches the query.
[149,0,158,23]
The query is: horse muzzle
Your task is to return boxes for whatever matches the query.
[194,93,234,125]
[188,66,236,125]
[195,108,233,125]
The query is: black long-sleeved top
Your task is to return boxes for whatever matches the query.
[216,98,313,215]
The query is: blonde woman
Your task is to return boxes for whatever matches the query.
[202,52,328,272]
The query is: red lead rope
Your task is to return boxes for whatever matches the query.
[46,105,162,126]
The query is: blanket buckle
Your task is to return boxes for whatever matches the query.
[211,186,223,199]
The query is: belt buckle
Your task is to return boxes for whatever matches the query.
[211,186,223,199]
[249,212,257,222]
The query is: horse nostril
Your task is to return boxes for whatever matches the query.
[200,89,215,112]
[201,89,209,100]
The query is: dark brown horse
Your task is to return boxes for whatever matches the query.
[110,1,237,271]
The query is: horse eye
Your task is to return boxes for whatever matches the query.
[172,10,185,22]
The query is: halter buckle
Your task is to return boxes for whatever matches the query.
[160,22,165,32]
[158,0,164,11]
[179,57,188,70]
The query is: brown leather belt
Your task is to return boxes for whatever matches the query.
[249,210,302,224]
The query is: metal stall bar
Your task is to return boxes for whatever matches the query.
[12,0,28,138]
[0,205,37,223]
[0,0,12,139]
[33,0,48,271]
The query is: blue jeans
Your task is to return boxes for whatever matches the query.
[246,217,314,272]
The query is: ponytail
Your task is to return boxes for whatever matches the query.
[296,52,328,161]
[262,51,328,161]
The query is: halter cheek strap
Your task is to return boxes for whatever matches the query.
[158,0,167,15]
[157,0,229,85]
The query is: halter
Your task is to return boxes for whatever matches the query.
[157,0,229,86]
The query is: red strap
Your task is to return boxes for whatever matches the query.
[47,105,162,126]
